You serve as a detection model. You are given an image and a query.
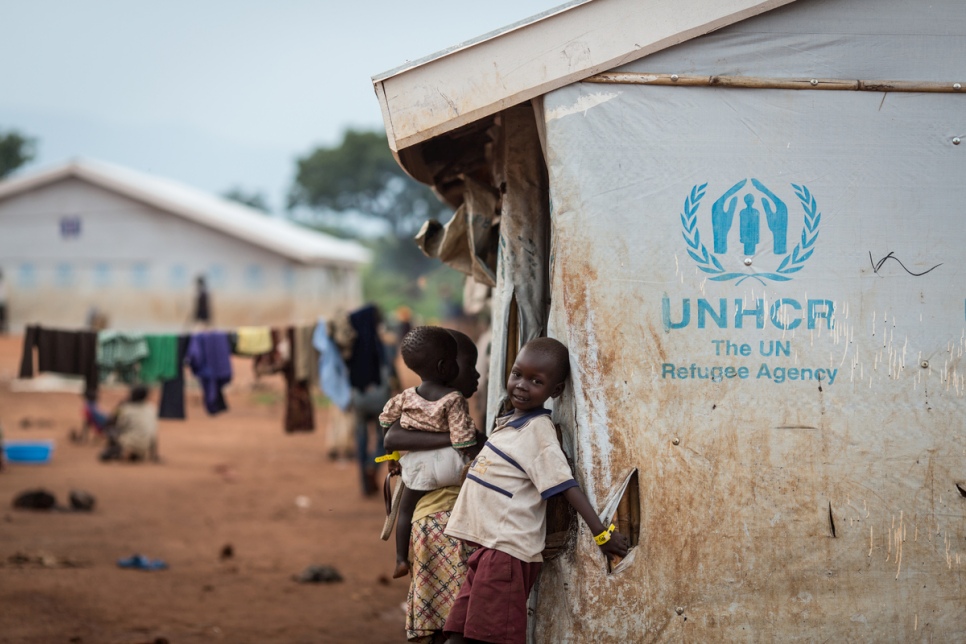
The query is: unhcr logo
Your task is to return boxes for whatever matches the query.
[680,180,821,285]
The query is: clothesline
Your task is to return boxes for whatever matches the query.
[16,304,387,434]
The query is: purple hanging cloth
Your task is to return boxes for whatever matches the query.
[186,331,233,415]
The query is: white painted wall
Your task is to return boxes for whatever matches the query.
[0,177,362,331]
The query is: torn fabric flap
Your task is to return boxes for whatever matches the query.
[462,276,490,315]
[500,105,550,344]
[414,175,499,287]
[597,467,638,575]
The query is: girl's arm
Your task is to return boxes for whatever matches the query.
[383,420,452,451]
[563,486,630,560]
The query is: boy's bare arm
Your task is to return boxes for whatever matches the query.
[563,486,630,560]
[383,420,453,451]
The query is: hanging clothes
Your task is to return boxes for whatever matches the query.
[312,321,352,412]
[19,325,99,399]
[292,325,318,385]
[252,329,286,376]
[283,326,315,433]
[140,334,180,383]
[235,327,273,356]
[330,311,357,361]
[158,335,190,420]
[97,331,149,383]
[347,304,383,391]
[186,331,232,415]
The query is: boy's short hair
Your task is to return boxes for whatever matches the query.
[522,337,570,383]
[400,326,458,379]
[129,385,149,403]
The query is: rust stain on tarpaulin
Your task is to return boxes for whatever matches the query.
[537,203,960,639]
[555,231,643,481]
[557,252,617,472]
[542,227,647,636]
[646,320,669,364]
[536,211,966,639]
[547,234,652,635]
[648,323,755,633]
[542,233,861,639]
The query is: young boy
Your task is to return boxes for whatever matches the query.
[443,337,630,644]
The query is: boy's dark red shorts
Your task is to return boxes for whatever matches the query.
[443,546,542,644]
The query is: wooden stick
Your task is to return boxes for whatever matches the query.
[585,72,965,94]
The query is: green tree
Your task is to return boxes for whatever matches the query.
[289,129,464,319]
[223,186,271,213]
[288,129,449,238]
[0,129,36,179]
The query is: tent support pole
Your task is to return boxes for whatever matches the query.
[586,72,964,93]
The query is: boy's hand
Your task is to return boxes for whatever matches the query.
[599,530,630,560]
[561,487,634,561]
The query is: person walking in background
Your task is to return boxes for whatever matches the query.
[0,268,8,334]
[193,275,211,327]
[348,304,397,496]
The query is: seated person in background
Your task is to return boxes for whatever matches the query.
[100,385,159,462]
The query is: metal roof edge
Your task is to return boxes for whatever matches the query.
[370,0,590,83]
[374,0,799,154]
[0,158,371,267]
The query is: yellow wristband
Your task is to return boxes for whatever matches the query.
[374,451,401,463]
[594,524,616,546]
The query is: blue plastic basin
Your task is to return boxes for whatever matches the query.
[3,440,55,464]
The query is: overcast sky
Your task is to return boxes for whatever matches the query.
[0,0,558,212]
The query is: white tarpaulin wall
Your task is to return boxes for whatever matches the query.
[532,0,965,640]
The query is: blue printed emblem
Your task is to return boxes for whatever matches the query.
[681,180,820,285]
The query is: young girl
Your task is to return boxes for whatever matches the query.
[379,326,478,579]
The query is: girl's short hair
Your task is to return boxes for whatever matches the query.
[400,326,458,379]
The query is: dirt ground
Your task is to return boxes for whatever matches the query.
[0,334,415,644]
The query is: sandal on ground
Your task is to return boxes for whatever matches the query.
[117,554,168,571]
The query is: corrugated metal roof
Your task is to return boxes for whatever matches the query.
[0,158,370,267]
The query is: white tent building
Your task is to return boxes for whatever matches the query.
[0,159,369,331]
[374,0,965,640]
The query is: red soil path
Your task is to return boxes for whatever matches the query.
[0,335,410,643]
